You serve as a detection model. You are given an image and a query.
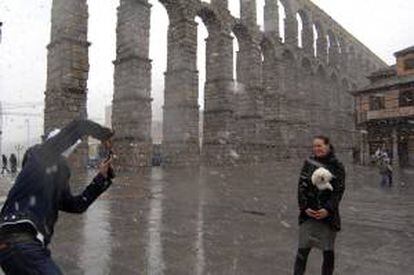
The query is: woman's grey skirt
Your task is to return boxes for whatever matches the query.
[299,219,337,251]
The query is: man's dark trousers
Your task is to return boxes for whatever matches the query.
[0,239,62,275]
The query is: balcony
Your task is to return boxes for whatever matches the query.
[367,106,414,120]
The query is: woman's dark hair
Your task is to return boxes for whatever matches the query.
[314,135,335,154]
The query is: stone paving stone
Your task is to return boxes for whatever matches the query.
[0,163,412,274]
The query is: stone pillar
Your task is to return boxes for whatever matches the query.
[302,21,314,56]
[163,17,200,166]
[311,67,327,137]
[328,38,339,66]
[263,47,281,161]
[44,0,89,172]
[284,15,298,46]
[316,31,327,63]
[347,48,356,78]
[202,31,235,165]
[264,0,279,39]
[338,38,348,72]
[112,0,153,171]
[277,52,310,159]
[235,40,264,163]
[241,0,257,27]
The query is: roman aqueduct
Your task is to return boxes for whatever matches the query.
[44,0,387,170]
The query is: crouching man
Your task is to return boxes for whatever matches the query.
[0,119,114,274]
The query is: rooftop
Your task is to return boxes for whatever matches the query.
[394,46,414,57]
[351,74,414,95]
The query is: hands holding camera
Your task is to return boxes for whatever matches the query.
[98,137,115,180]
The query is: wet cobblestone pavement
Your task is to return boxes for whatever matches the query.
[0,162,413,274]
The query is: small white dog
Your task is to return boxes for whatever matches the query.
[311,167,334,191]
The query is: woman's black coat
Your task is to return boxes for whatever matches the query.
[297,152,346,232]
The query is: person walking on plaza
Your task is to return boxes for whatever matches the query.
[1,155,9,175]
[293,136,346,275]
[0,119,114,274]
[377,155,393,188]
[9,154,17,175]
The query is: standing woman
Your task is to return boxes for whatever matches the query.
[293,136,346,275]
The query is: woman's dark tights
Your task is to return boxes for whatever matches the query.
[294,248,335,275]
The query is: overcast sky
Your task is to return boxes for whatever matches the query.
[0,0,413,153]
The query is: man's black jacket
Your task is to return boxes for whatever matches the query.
[0,119,113,246]
[297,152,346,231]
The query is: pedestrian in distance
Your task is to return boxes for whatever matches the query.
[293,135,346,275]
[1,155,9,175]
[9,154,17,175]
[378,155,393,188]
[0,119,115,275]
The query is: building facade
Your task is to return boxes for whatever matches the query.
[352,46,414,167]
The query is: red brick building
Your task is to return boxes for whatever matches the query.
[352,46,414,167]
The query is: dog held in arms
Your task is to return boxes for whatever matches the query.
[311,167,334,191]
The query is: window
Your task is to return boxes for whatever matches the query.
[399,89,414,107]
[404,58,414,70]
[369,95,385,111]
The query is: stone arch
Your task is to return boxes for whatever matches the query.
[262,0,280,37]
[195,5,224,89]
[228,0,240,18]
[232,21,256,84]
[160,1,211,165]
[337,36,348,71]
[327,29,339,66]
[278,0,294,16]
[277,0,287,43]
[260,35,277,60]
[194,4,240,163]
[232,21,254,45]
[296,9,313,54]
[261,35,277,75]
[282,6,298,45]
[313,21,327,62]
[197,5,223,34]
[296,12,303,48]
[231,18,264,145]
[158,0,188,23]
